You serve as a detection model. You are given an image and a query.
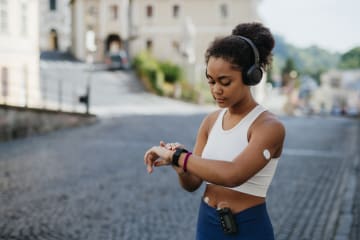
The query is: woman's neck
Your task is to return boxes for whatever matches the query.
[227,96,257,117]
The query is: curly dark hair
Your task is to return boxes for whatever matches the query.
[205,22,275,72]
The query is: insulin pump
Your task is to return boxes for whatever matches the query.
[216,207,238,234]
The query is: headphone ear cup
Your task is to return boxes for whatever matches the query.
[245,65,263,85]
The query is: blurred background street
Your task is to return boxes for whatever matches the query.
[1,0,359,239]
[39,54,215,117]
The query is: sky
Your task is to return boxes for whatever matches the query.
[258,0,360,53]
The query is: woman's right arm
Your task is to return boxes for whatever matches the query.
[176,111,217,192]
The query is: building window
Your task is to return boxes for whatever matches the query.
[172,41,180,51]
[220,3,228,18]
[173,5,180,18]
[50,29,58,50]
[1,67,8,98]
[146,5,153,18]
[21,2,28,35]
[85,29,97,52]
[146,39,153,50]
[0,0,8,33]
[88,6,97,16]
[49,0,56,11]
[110,5,118,20]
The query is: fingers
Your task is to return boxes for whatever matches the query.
[144,146,172,174]
[162,141,184,151]
[154,159,171,167]
[144,149,152,174]
[145,143,181,174]
[144,147,158,174]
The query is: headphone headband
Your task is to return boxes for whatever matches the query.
[233,35,262,85]
[236,35,260,67]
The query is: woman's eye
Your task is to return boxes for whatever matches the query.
[221,81,231,86]
[207,80,215,85]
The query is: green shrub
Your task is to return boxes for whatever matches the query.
[147,68,164,95]
[159,61,182,84]
[133,52,198,100]
[132,51,164,95]
[180,81,198,102]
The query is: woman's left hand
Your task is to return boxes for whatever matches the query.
[144,146,173,174]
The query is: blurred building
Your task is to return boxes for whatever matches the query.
[131,0,262,85]
[69,0,260,64]
[130,0,260,64]
[0,0,41,107]
[69,0,266,103]
[39,0,72,52]
[69,0,130,62]
[312,69,360,115]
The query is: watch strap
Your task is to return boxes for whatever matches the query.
[172,148,188,167]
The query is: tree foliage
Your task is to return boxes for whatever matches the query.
[338,47,360,69]
[281,58,297,74]
[272,35,341,83]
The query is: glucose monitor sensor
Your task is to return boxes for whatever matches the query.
[263,149,271,160]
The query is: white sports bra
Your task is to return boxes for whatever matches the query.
[201,105,279,197]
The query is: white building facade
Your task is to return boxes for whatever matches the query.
[313,69,360,114]
[39,0,72,52]
[70,0,130,62]
[131,0,260,65]
[69,0,267,102]
[0,0,41,107]
[70,0,261,63]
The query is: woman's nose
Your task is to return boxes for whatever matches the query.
[213,83,222,94]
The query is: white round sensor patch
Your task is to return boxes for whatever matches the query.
[263,149,271,160]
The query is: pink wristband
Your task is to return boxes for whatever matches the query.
[183,152,192,172]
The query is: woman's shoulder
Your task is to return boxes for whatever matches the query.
[204,108,225,124]
[200,109,223,133]
[251,109,286,157]
[255,110,285,136]
[205,109,223,121]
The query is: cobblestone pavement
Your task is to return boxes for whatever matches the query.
[0,115,358,240]
[350,121,360,240]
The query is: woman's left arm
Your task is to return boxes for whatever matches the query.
[144,117,285,187]
[145,116,285,187]
[180,117,285,187]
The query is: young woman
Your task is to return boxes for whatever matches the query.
[144,22,285,240]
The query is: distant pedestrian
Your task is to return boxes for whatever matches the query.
[144,22,285,240]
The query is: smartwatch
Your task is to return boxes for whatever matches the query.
[172,148,188,167]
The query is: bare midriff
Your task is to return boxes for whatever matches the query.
[203,184,265,214]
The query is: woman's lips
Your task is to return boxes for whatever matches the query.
[215,97,225,103]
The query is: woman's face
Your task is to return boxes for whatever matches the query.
[206,56,249,108]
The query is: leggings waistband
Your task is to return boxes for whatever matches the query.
[200,198,268,223]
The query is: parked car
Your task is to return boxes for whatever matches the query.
[104,50,130,70]
[346,107,359,117]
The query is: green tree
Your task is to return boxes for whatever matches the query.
[281,58,298,87]
[272,35,340,84]
[266,66,274,86]
[282,58,296,74]
[338,47,360,69]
